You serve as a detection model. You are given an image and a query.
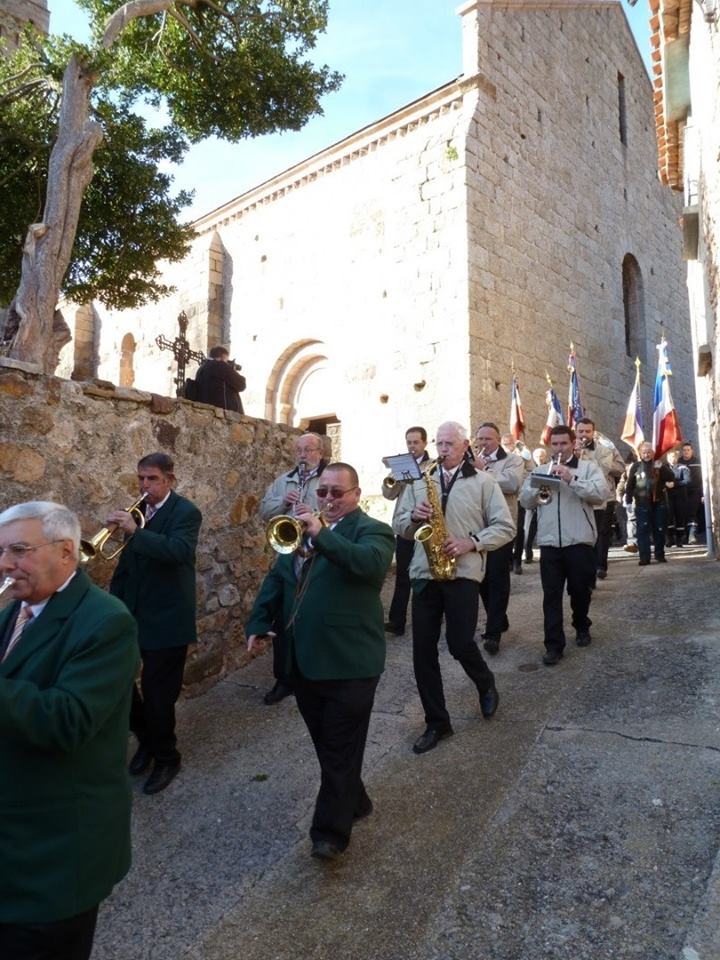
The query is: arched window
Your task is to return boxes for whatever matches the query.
[119,333,136,387]
[622,254,645,362]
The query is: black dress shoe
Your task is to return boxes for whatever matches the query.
[311,840,341,861]
[542,648,564,666]
[143,761,181,795]
[638,559,651,566]
[412,727,453,754]
[655,556,667,563]
[524,554,534,564]
[512,562,523,574]
[596,569,607,580]
[575,631,592,647]
[483,637,500,655]
[263,681,293,705]
[384,621,405,636]
[128,745,152,777]
[480,685,499,718]
[354,798,374,821]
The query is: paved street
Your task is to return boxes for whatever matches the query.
[94,546,720,960]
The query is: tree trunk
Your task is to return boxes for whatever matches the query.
[8,54,103,373]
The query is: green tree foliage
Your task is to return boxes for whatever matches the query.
[0,1,341,310]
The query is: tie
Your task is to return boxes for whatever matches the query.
[1,605,33,663]
[145,505,156,522]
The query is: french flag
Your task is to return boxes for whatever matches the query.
[652,339,682,458]
[621,362,644,453]
[509,375,526,441]
[541,386,565,446]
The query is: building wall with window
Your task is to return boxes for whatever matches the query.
[58,0,693,498]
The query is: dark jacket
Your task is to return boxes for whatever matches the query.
[0,570,139,923]
[110,490,202,649]
[625,460,674,506]
[246,508,394,680]
[195,358,246,413]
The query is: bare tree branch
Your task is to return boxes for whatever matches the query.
[103,0,197,49]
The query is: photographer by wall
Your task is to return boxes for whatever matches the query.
[195,345,246,413]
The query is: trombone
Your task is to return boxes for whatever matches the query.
[80,495,147,563]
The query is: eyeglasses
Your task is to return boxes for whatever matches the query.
[0,540,66,560]
[316,487,355,500]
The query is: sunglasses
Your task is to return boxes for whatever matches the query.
[316,486,355,499]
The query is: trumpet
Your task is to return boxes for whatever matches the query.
[0,576,16,599]
[80,494,147,563]
[536,454,562,505]
[266,512,328,555]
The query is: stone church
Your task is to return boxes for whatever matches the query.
[57,0,695,492]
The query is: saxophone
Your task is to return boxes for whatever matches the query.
[414,458,456,581]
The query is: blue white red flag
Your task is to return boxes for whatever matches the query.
[620,363,644,453]
[652,339,682,458]
[509,375,526,441]
[541,387,565,446]
[567,349,584,428]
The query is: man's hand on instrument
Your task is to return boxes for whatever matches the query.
[285,489,301,506]
[443,535,473,558]
[106,510,137,535]
[411,500,433,523]
[296,503,323,538]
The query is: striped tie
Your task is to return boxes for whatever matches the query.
[2,605,33,663]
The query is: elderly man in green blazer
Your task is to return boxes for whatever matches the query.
[247,461,394,862]
[110,452,202,795]
[0,501,139,960]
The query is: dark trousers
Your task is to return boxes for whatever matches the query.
[271,625,289,684]
[130,645,187,764]
[635,502,667,562]
[387,536,414,630]
[539,544,595,652]
[0,905,98,960]
[666,488,688,545]
[293,675,378,851]
[513,504,526,564]
[593,506,611,572]
[479,541,513,639]
[525,511,538,559]
[412,579,494,731]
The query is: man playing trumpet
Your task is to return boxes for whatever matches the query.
[109,453,202,795]
[519,426,609,666]
[247,463,394,861]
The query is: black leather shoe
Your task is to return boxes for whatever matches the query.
[480,685,499,718]
[596,569,607,580]
[384,621,405,636]
[128,745,152,777]
[483,637,500,655]
[638,559,650,566]
[263,681,293,705]
[354,798,374,821]
[524,554,534,564]
[575,631,592,647]
[655,556,667,563]
[311,840,341,861]
[542,648,564,666]
[143,761,181,795]
[412,727,453,754]
[512,561,523,574]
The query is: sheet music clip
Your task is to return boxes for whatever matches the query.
[529,472,562,490]
[382,453,423,482]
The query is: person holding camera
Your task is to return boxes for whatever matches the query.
[195,345,246,413]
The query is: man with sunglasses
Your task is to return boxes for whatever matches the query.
[247,462,394,862]
[0,501,139,960]
[258,432,328,705]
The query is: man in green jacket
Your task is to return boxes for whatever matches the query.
[247,462,394,862]
[109,452,202,795]
[0,501,139,960]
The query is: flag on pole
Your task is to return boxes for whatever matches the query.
[652,338,682,458]
[509,375,526,440]
[620,359,644,453]
[541,383,565,446]
[567,345,584,428]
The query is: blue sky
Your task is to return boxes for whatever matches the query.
[50,0,653,220]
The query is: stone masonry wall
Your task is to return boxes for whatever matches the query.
[464,3,695,441]
[0,359,298,694]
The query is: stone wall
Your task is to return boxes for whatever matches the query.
[0,358,298,694]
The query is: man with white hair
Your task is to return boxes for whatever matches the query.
[394,422,514,754]
[0,501,139,960]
